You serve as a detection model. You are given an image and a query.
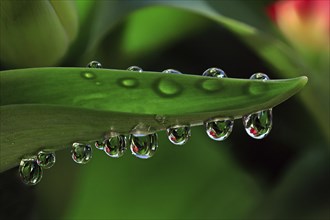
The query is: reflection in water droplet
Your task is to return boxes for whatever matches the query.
[87,60,102,68]
[104,135,127,158]
[19,157,43,185]
[250,73,269,81]
[167,125,191,145]
[71,143,93,164]
[118,78,139,88]
[130,133,158,159]
[243,109,272,139]
[127,66,143,72]
[155,78,182,97]
[205,119,234,141]
[162,69,182,74]
[37,150,56,169]
[202,67,226,78]
[95,141,105,150]
[244,73,272,139]
[81,72,96,80]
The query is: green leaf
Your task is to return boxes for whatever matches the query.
[0,67,307,172]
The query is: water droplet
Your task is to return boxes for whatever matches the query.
[127,66,143,72]
[243,109,272,139]
[155,78,182,97]
[19,157,43,185]
[202,67,226,78]
[250,73,269,81]
[37,150,55,169]
[95,140,105,150]
[87,60,102,68]
[162,69,182,74]
[71,143,93,164]
[205,118,234,141]
[81,71,96,80]
[154,114,167,125]
[118,77,139,88]
[130,133,158,159]
[104,135,127,158]
[166,125,191,145]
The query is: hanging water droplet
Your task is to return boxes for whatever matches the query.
[95,140,105,150]
[202,67,227,78]
[162,69,182,74]
[71,143,93,164]
[87,60,102,68]
[130,133,158,159]
[166,125,191,145]
[19,157,43,185]
[104,135,127,158]
[37,150,56,169]
[243,109,272,139]
[205,118,234,141]
[127,66,143,72]
[250,73,269,81]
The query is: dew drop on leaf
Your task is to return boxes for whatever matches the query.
[71,143,93,164]
[205,118,234,141]
[87,60,102,68]
[162,69,182,74]
[37,150,55,169]
[19,156,43,185]
[130,133,158,159]
[166,125,191,145]
[95,141,105,150]
[127,66,143,72]
[202,67,227,78]
[104,135,127,158]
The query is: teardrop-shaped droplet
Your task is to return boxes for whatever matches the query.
[205,118,234,141]
[202,67,227,78]
[71,143,93,164]
[104,135,127,158]
[87,60,102,68]
[162,69,182,74]
[19,157,43,185]
[243,109,273,139]
[130,133,158,159]
[95,140,105,150]
[127,66,143,72]
[167,125,191,145]
[250,72,269,81]
[37,150,56,169]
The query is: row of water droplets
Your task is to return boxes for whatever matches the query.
[18,62,272,185]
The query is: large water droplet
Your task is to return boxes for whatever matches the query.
[130,133,158,159]
[37,150,55,169]
[95,141,105,150]
[87,60,102,68]
[104,135,127,158]
[162,69,182,74]
[167,125,191,145]
[19,157,43,185]
[202,67,227,78]
[205,118,234,141]
[250,73,269,81]
[243,109,272,139]
[71,143,93,164]
[127,66,143,72]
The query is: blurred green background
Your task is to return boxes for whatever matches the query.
[0,0,329,219]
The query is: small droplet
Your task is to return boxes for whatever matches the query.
[104,135,127,158]
[243,109,272,139]
[162,69,182,74]
[87,60,102,68]
[202,67,227,78]
[130,133,158,159]
[118,77,139,88]
[71,143,93,164]
[205,118,234,141]
[250,73,269,81]
[127,66,143,72]
[37,150,56,169]
[95,141,105,150]
[19,157,43,185]
[155,78,182,97]
[167,125,191,145]
[81,72,96,80]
